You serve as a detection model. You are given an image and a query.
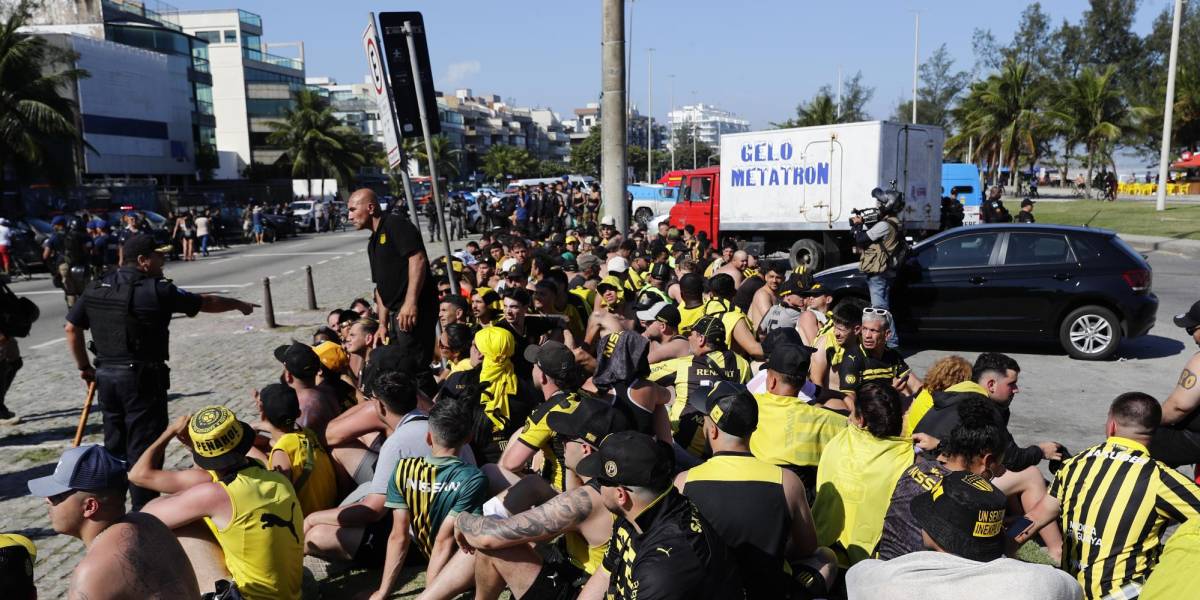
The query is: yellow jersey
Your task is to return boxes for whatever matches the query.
[678,303,706,335]
[205,463,303,600]
[270,429,338,515]
[750,392,848,468]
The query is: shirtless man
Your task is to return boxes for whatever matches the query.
[1151,300,1200,467]
[749,262,787,332]
[639,301,690,362]
[274,341,341,440]
[716,250,748,287]
[30,444,200,600]
[342,318,378,384]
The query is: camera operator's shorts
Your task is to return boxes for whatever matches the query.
[521,558,587,600]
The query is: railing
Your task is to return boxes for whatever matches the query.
[242,47,302,71]
[103,0,182,31]
[195,100,213,115]
[191,56,210,73]
[238,9,262,29]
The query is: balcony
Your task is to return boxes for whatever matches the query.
[191,55,209,73]
[238,9,262,31]
[242,47,302,72]
[103,0,182,31]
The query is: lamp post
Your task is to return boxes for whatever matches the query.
[1156,0,1183,212]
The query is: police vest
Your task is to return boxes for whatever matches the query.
[81,270,158,364]
[64,231,89,266]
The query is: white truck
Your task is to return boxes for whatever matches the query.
[667,120,944,270]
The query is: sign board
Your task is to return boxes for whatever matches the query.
[378,11,440,138]
[362,18,403,169]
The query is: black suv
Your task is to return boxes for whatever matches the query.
[813,224,1158,360]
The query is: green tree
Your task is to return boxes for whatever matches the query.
[776,72,873,128]
[481,144,535,180]
[410,134,462,181]
[569,126,601,177]
[266,88,365,195]
[537,159,570,178]
[668,126,717,169]
[893,44,971,129]
[1080,0,1142,81]
[1058,65,1145,196]
[0,0,90,192]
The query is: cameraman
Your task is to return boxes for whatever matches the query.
[850,188,904,347]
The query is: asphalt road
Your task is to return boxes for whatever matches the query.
[8,229,374,349]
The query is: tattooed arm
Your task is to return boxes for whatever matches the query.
[456,485,595,551]
[1163,355,1200,425]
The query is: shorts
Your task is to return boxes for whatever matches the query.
[352,511,395,568]
[520,558,587,600]
[1149,426,1200,468]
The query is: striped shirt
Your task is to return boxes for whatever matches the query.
[1049,436,1200,599]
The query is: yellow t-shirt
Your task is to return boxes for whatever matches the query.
[270,429,338,515]
[205,464,304,600]
[678,303,706,335]
[750,392,848,468]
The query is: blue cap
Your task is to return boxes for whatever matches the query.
[51,216,67,226]
[27,444,127,497]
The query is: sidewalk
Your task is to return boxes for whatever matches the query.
[1120,233,1200,260]
[0,233,475,598]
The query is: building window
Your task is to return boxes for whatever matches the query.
[242,34,261,52]
[194,30,220,44]
[224,30,238,44]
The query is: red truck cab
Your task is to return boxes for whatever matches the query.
[667,166,721,244]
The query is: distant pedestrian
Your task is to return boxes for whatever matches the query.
[252,205,264,244]
[0,217,11,275]
[1016,198,1036,223]
[195,210,212,256]
[424,199,441,242]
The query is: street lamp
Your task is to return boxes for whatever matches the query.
[706,151,720,166]
[1156,0,1184,212]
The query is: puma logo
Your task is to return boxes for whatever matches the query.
[654,546,672,558]
[259,503,298,542]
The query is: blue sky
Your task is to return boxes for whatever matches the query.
[169,0,1167,129]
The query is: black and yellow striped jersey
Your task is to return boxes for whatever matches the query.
[837,344,911,392]
[1050,436,1200,599]
[649,350,750,457]
[516,391,583,492]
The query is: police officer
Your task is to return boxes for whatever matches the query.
[43,216,91,307]
[63,234,258,508]
[850,187,905,346]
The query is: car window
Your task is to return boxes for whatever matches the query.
[917,232,999,269]
[1004,232,1074,265]
[689,176,712,202]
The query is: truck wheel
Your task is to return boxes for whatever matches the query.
[789,239,824,272]
[1059,305,1121,360]
[634,207,653,227]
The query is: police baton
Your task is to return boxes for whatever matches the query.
[72,382,97,447]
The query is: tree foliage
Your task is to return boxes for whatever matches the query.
[775,72,873,128]
[410,134,462,180]
[266,88,366,193]
[893,44,971,129]
[481,144,536,180]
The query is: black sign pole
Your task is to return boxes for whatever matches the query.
[369,12,419,226]
[401,20,457,294]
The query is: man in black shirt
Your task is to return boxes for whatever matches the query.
[838,307,921,397]
[576,431,744,600]
[1016,198,1036,223]
[495,288,561,380]
[348,189,439,366]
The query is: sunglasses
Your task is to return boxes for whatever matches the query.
[1188,325,1199,336]
[863,307,892,317]
[48,489,78,506]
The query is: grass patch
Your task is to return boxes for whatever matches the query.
[1032,201,1200,240]
[17,447,63,464]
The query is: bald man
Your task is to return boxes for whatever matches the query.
[347,189,440,364]
[717,250,748,287]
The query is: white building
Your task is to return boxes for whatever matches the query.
[667,103,750,147]
[175,8,304,179]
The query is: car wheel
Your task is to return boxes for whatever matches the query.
[1059,305,1121,360]
[634,207,654,227]
[789,238,824,272]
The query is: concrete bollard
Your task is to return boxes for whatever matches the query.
[262,277,276,328]
[305,265,318,310]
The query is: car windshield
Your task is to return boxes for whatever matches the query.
[25,218,53,234]
[290,201,313,210]
[142,211,167,228]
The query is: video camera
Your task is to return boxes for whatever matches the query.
[851,179,905,227]
[850,206,881,227]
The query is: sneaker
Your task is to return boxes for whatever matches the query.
[0,408,21,425]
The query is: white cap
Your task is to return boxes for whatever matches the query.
[607,256,629,273]
[500,257,519,273]
[601,215,616,227]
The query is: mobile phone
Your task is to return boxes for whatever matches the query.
[1006,516,1033,540]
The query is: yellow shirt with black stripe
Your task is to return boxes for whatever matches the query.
[750,392,848,468]
[1050,436,1200,599]
[516,391,583,491]
[702,299,750,349]
[648,350,750,457]
[678,302,706,335]
[269,428,338,515]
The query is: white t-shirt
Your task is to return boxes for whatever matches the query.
[194,216,210,236]
[0,223,11,247]
[846,552,1082,600]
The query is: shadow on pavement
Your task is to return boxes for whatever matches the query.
[0,462,54,501]
[0,422,102,448]
[901,335,1186,362]
[167,390,214,402]
[1116,335,1187,360]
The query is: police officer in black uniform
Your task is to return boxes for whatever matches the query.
[44,216,92,307]
[63,234,258,508]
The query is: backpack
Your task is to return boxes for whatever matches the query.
[0,282,40,338]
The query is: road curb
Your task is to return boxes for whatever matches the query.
[1120,233,1200,260]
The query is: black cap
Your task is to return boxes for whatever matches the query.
[122,233,171,262]
[909,470,1007,562]
[762,327,804,356]
[274,341,321,380]
[691,381,758,438]
[778,274,807,297]
[360,340,423,395]
[547,396,634,447]
[636,301,680,329]
[1020,198,1035,207]
[691,315,726,347]
[523,341,577,382]
[507,265,529,280]
[259,383,300,429]
[1173,300,1200,329]
[0,534,35,597]
[766,343,812,379]
[799,282,830,297]
[576,431,675,488]
[648,262,672,281]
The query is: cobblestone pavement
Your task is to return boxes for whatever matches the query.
[0,230,475,598]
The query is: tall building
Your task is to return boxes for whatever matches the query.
[18,0,217,182]
[667,103,750,147]
[175,8,304,178]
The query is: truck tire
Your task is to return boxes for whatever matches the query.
[1058,305,1121,360]
[789,239,824,272]
[634,207,654,227]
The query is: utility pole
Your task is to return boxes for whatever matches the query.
[668,73,675,171]
[647,48,653,183]
[912,11,920,124]
[626,0,634,119]
[602,0,628,232]
[1156,0,1183,212]
[691,91,697,168]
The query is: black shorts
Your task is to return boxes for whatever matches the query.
[352,513,394,568]
[1149,426,1200,468]
[520,559,587,600]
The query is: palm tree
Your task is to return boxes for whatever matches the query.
[1057,66,1143,198]
[0,1,90,192]
[481,144,535,180]
[411,134,462,181]
[774,92,839,128]
[266,88,364,196]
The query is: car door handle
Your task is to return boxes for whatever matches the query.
[1053,273,1073,281]
[968,276,987,285]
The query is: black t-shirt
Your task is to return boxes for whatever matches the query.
[496,316,559,379]
[368,213,436,311]
[837,343,911,392]
[876,454,950,560]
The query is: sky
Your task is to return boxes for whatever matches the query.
[167,0,1168,129]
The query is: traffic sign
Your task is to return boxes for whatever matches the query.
[362,18,403,169]
[378,11,440,138]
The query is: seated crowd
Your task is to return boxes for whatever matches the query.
[10,216,1200,600]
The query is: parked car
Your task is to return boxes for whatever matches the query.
[811,223,1158,360]
[290,200,316,231]
[6,219,44,269]
[102,210,173,249]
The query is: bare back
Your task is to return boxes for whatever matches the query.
[71,512,201,600]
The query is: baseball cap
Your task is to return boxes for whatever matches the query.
[690,381,759,438]
[636,301,681,329]
[691,315,726,347]
[577,253,601,271]
[523,341,577,382]
[122,233,173,261]
[360,341,422,395]
[600,215,616,227]
[0,533,35,597]
[576,430,675,488]
[507,265,529,280]
[762,327,804,356]
[259,383,300,429]
[799,282,830,297]
[312,340,349,372]
[607,256,629,273]
[547,396,634,447]
[777,275,807,297]
[766,343,812,379]
[596,275,623,293]
[1020,197,1035,207]
[648,262,672,281]
[1173,300,1200,329]
[499,257,519,274]
[909,470,1007,562]
[27,444,128,497]
[188,406,256,470]
[274,341,321,380]
[565,235,580,244]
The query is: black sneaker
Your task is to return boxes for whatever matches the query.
[0,408,20,425]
